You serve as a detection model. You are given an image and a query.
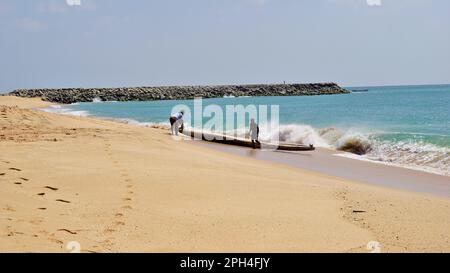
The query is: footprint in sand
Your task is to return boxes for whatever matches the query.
[103,144,135,237]
[7,231,25,237]
[48,236,64,245]
[57,228,77,235]
[104,227,116,233]
[29,219,44,225]
[114,221,125,226]
[55,199,71,204]
[3,205,16,212]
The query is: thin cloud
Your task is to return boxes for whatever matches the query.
[66,0,82,6]
[37,0,96,13]
[366,0,382,6]
[330,0,383,7]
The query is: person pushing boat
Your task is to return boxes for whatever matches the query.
[249,118,260,148]
[169,110,184,135]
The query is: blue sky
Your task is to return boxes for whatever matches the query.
[0,0,449,91]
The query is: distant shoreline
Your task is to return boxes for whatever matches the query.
[6,82,349,104]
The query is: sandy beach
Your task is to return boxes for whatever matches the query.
[1,96,450,253]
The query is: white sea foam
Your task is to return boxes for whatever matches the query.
[256,124,372,153]
[113,118,170,129]
[336,150,449,177]
[260,124,332,148]
[226,123,449,177]
[40,105,171,129]
[361,140,450,176]
[40,105,89,117]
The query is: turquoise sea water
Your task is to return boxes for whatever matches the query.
[46,84,450,176]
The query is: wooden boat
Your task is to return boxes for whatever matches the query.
[181,129,315,151]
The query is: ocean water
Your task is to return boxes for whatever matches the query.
[43,84,450,176]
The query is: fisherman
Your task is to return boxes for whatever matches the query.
[248,118,260,149]
[169,110,184,135]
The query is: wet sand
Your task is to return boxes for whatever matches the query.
[192,141,450,198]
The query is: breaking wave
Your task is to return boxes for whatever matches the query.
[256,124,373,155]
[253,123,448,176]
[362,140,450,176]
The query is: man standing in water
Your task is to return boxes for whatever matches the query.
[249,118,260,148]
[169,110,184,135]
